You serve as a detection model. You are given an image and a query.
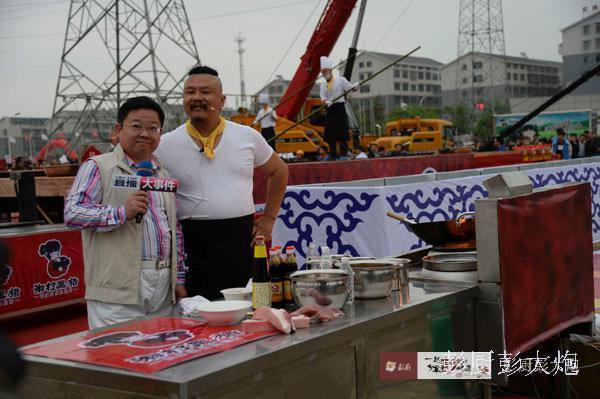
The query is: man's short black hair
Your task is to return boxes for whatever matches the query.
[188,65,219,77]
[117,96,165,127]
[556,128,566,136]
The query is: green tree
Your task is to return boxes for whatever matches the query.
[373,96,387,129]
[443,103,475,135]
[473,101,511,139]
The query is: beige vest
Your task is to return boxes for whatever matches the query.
[82,144,179,305]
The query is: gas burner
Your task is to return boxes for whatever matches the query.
[417,251,478,282]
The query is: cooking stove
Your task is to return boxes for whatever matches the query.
[418,248,478,283]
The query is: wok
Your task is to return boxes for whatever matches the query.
[386,211,476,247]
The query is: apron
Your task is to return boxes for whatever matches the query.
[261,126,276,150]
[324,102,349,142]
[181,214,254,300]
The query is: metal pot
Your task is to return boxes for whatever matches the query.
[290,270,349,309]
[349,260,400,299]
[386,211,476,247]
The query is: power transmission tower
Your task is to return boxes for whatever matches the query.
[455,0,508,113]
[48,0,200,157]
[235,32,246,109]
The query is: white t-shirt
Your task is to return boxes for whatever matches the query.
[155,120,274,220]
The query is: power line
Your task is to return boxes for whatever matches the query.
[0,7,67,22]
[0,32,63,40]
[190,0,318,20]
[261,0,322,89]
[0,0,65,7]
[372,0,414,51]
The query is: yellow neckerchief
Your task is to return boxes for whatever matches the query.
[326,76,335,92]
[185,117,225,160]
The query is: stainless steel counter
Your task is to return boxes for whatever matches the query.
[0,223,75,238]
[21,281,478,399]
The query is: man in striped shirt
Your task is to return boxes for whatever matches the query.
[64,96,186,329]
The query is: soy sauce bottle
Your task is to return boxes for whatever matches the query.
[283,246,298,305]
[269,248,283,308]
[252,236,271,309]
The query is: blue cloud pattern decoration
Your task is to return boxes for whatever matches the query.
[278,189,379,259]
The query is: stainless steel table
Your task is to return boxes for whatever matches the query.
[21,281,477,399]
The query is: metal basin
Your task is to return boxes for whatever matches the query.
[422,252,477,272]
[290,270,349,309]
[349,261,399,299]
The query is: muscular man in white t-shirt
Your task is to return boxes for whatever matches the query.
[155,66,288,299]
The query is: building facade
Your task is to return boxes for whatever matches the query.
[442,52,562,108]
[560,10,600,95]
[0,117,49,159]
[347,51,444,112]
[253,75,320,111]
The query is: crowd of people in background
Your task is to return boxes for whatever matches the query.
[470,128,600,160]
[284,128,600,163]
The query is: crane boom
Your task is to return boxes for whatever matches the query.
[277,0,357,121]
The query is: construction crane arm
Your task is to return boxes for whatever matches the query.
[276,0,358,121]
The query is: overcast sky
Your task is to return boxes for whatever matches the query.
[0,0,594,117]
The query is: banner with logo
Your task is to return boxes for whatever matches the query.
[0,230,84,317]
[22,317,280,374]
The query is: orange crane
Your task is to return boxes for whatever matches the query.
[233,0,360,155]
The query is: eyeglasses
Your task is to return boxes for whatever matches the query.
[122,123,162,135]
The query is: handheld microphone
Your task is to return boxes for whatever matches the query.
[135,160,154,224]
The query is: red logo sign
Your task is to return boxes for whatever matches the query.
[380,352,418,380]
[38,239,72,279]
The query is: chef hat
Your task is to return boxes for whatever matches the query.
[258,93,269,104]
[320,56,333,70]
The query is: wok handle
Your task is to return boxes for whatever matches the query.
[386,211,415,224]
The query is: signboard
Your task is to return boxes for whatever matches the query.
[494,110,595,138]
[22,317,280,374]
[0,230,85,317]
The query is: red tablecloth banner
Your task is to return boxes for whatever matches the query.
[1,230,84,317]
[22,317,280,374]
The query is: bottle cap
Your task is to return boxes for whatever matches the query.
[256,235,265,241]
[285,246,295,251]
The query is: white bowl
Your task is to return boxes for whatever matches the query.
[220,287,252,302]
[194,300,252,325]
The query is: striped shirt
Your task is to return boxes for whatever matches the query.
[64,156,186,285]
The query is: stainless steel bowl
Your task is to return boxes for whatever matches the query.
[349,261,400,299]
[290,270,349,309]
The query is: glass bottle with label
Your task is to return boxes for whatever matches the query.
[252,236,271,309]
[320,246,332,269]
[283,246,298,305]
[306,243,320,270]
[269,247,283,308]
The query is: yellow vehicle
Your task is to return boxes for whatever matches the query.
[231,98,329,155]
[366,117,455,154]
